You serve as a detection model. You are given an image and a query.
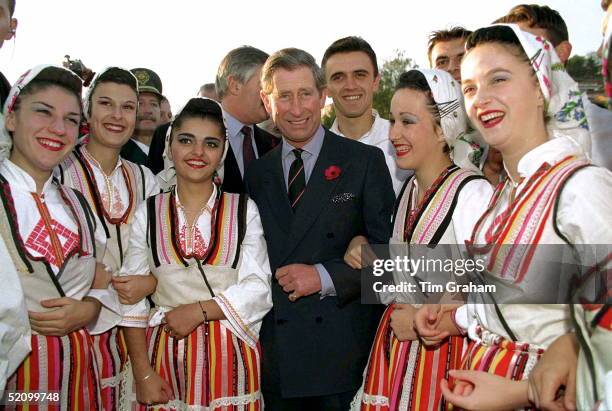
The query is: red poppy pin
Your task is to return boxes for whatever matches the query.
[324,165,341,181]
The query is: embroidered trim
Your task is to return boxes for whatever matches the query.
[215,294,257,347]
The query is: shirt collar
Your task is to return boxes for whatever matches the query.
[506,136,585,184]
[281,126,325,160]
[82,145,123,174]
[0,158,55,195]
[223,109,249,139]
[330,109,382,142]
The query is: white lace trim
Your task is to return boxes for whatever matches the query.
[360,393,390,406]
[157,391,261,410]
[100,363,130,389]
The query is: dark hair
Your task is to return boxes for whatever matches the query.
[88,67,138,116]
[494,4,568,47]
[603,0,611,11]
[170,98,226,143]
[12,67,83,113]
[322,36,379,77]
[465,25,531,67]
[8,0,15,16]
[427,27,472,64]
[394,70,450,153]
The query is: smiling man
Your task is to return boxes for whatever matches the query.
[120,68,164,165]
[428,27,472,82]
[322,36,410,194]
[245,47,394,410]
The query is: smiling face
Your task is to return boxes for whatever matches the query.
[169,117,225,185]
[6,85,81,177]
[261,66,326,147]
[430,38,466,81]
[460,42,546,155]
[325,51,379,119]
[388,88,445,171]
[89,82,137,150]
[135,92,161,133]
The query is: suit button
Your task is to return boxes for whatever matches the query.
[326,232,334,239]
[315,316,323,324]
[276,319,286,325]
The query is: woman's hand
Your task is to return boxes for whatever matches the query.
[390,304,418,341]
[112,274,158,305]
[134,369,174,406]
[29,297,101,336]
[344,235,377,269]
[414,304,459,346]
[527,333,578,411]
[441,370,530,411]
[164,303,205,339]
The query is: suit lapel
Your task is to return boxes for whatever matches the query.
[279,133,345,263]
[262,147,293,234]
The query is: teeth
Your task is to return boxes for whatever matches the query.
[480,112,504,122]
[104,124,124,132]
[290,119,307,125]
[187,160,206,166]
[39,138,62,148]
[345,95,361,101]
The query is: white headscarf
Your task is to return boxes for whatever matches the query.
[0,64,83,161]
[156,97,229,190]
[414,68,485,171]
[500,24,592,158]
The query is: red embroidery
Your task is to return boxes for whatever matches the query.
[25,218,80,268]
[179,225,208,258]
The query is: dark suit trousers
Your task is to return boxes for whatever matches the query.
[263,389,356,411]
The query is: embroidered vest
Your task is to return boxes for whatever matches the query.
[146,189,248,308]
[0,174,97,315]
[58,147,147,270]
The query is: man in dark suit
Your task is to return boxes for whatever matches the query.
[216,46,280,193]
[245,48,394,411]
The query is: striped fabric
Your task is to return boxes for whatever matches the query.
[468,156,589,283]
[150,190,243,267]
[5,329,101,411]
[142,321,262,410]
[359,306,466,411]
[91,327,128,411]
[287,149,305,210]
[356,166,479,411]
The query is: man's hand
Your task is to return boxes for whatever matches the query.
[389,304,418,341]
[29,297,101,336]
[344,235,378,269]
[163,303,204,339]
[441,370,530,411]
[276,264,322,302]
[528,333,578,411]
[112,274,158,305]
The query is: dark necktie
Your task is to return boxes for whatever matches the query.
[242,126,256,170]
[287,149,306,210]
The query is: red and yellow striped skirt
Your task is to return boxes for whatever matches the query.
[5,328,101,411]
[357,305,466,411]
[141,320,262,411]
[91,326,128,411]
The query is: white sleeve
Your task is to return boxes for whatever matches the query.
[142,166,161,199]
[0,237,31,394]
[452,178,493,244]
[117,200,151,328]
[85,213,122,335]
[213,199,273,348]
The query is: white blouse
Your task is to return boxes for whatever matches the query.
[455,137,612,348]
[119,185,273,347]
[0,159,122,335]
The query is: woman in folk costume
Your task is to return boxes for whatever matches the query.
[418,25,612,410]
[349,68,492,411]
[0,65,123,409]
[119,97,272,409]
[525,14,612,411]
[55,67,160,410]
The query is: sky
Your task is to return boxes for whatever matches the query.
[0,0,605,110]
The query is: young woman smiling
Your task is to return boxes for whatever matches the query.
[119,98,272,409]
